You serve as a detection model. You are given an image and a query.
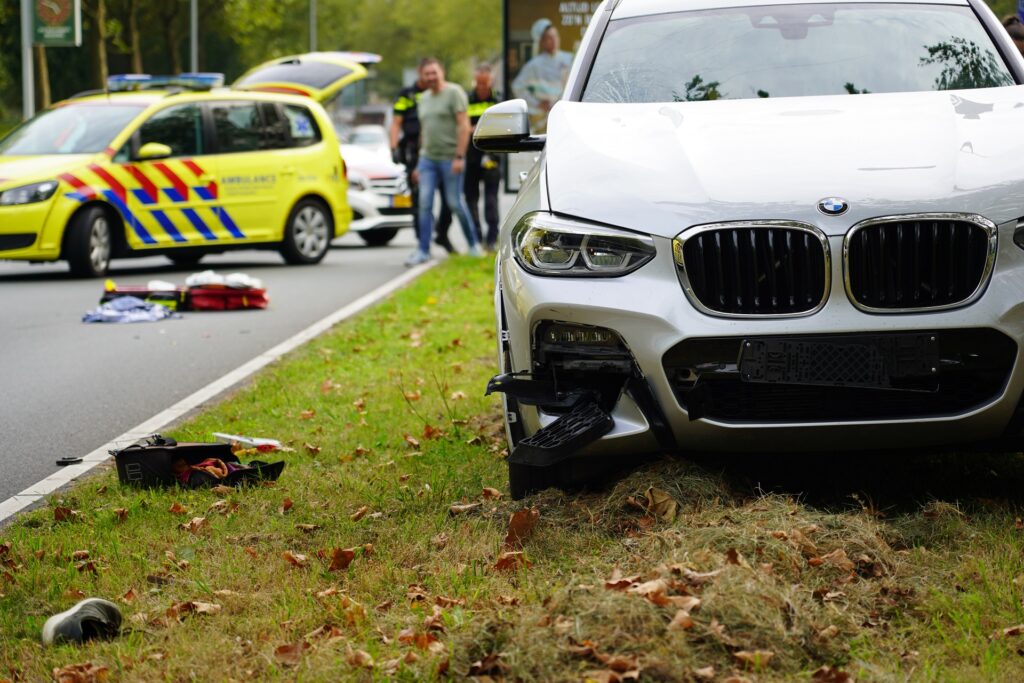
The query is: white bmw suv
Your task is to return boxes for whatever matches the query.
[476,0,1024,497]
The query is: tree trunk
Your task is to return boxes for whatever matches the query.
[89,0,109,89]
[161,3,182,75]
[128,0,143,73]
[35,46,51,108]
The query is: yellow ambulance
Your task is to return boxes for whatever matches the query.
[0,53,369,277]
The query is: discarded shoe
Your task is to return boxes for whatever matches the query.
[42,598,122,646]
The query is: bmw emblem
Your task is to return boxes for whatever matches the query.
[817,197,849,216]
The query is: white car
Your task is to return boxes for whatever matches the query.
[339,125,413,246]
[477,0,1024,497]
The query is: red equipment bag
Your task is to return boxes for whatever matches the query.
[187,287,269,311]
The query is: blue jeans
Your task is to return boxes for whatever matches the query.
[416,157,478,253]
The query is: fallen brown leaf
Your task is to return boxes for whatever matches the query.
[166,601,221,620]
[299,409,316,420]
[168,502,186,515]
[54,506,80,522]
[645,486,678,522]
[423,604,446,632]
[347,648,374,669]
[328,547,355,571]
[733,650,775,670]
[811,665,855,682]
[278,498,293,515]
[178,517,208,533]
[448,502,481,516]
[407,584,429,602]
[72,550,89,561]
[210,484,234,496]
[668,609,695,630]
[350,505,369,522]
[304,443,321,455]
[121,588,137,603]
[423,424,443,440]
[503,507,540,550]
[482,487,503,499]
[282,551,308,568]
[431,532,449,550]
[295,523,321,533]
[274,642,310,667]
[693,666,716,681]
[819,548,855,572]
[467,653,509,676]
[113,508,128,523]
[51,662,109,683]
[404,434,421,449]
[493,551,531,572]
[604,568,641,591]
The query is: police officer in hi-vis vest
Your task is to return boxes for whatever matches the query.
[464,64,502,250]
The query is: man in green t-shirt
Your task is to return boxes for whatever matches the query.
[404,57,482,266]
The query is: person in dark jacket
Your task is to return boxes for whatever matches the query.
[463,64,502,250]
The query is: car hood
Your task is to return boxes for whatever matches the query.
[0,155,92,189]
[545,87,1024,237]
[340,144,403,178]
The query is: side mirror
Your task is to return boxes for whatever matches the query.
[472,99,545,154]
[138,142,172,160]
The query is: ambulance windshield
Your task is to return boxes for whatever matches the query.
[0,103,145,156]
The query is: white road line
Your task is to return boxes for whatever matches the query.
[0,262,437,524]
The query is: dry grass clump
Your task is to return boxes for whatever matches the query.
[461,459,947,682]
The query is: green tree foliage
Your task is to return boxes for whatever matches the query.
[1,0,499,121]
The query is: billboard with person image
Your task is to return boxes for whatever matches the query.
[503,1,600,189]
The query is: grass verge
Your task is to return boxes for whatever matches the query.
[3,256,1024,681]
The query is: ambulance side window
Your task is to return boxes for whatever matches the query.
[137,104,203,157]
[260,103,290,150]
[283,105,322,148]
[210,101,263,154]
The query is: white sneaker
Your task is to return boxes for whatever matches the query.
[468,244,484,257]
[42,597,122,645]
[404,250,431,267]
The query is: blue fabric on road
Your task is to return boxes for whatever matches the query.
[82,296,178,324]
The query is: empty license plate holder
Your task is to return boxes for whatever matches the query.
[738,334,939,390]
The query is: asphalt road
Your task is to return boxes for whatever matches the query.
[0,228,443,502]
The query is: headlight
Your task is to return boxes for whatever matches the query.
[347,173,369,192]
[0,180,59,206]
[512,212,656,277]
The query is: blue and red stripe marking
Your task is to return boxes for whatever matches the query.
[59,161,245,244]
[153,162,189,202]
[59,173,97,202]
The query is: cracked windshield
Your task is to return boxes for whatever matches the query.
[583,3,1016,102]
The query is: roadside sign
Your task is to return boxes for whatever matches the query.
[33,0,82,48]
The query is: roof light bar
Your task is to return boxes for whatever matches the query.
[107,72,225,92]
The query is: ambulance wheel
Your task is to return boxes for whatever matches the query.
[66,206,112,278]
[281,199,332,265]
[360,228,398,247]
[167,253,203,267]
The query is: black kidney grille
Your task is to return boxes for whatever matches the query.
[681,227,827,315]
[847,219,991,309]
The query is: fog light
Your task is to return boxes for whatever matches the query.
[542,323,619,346]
